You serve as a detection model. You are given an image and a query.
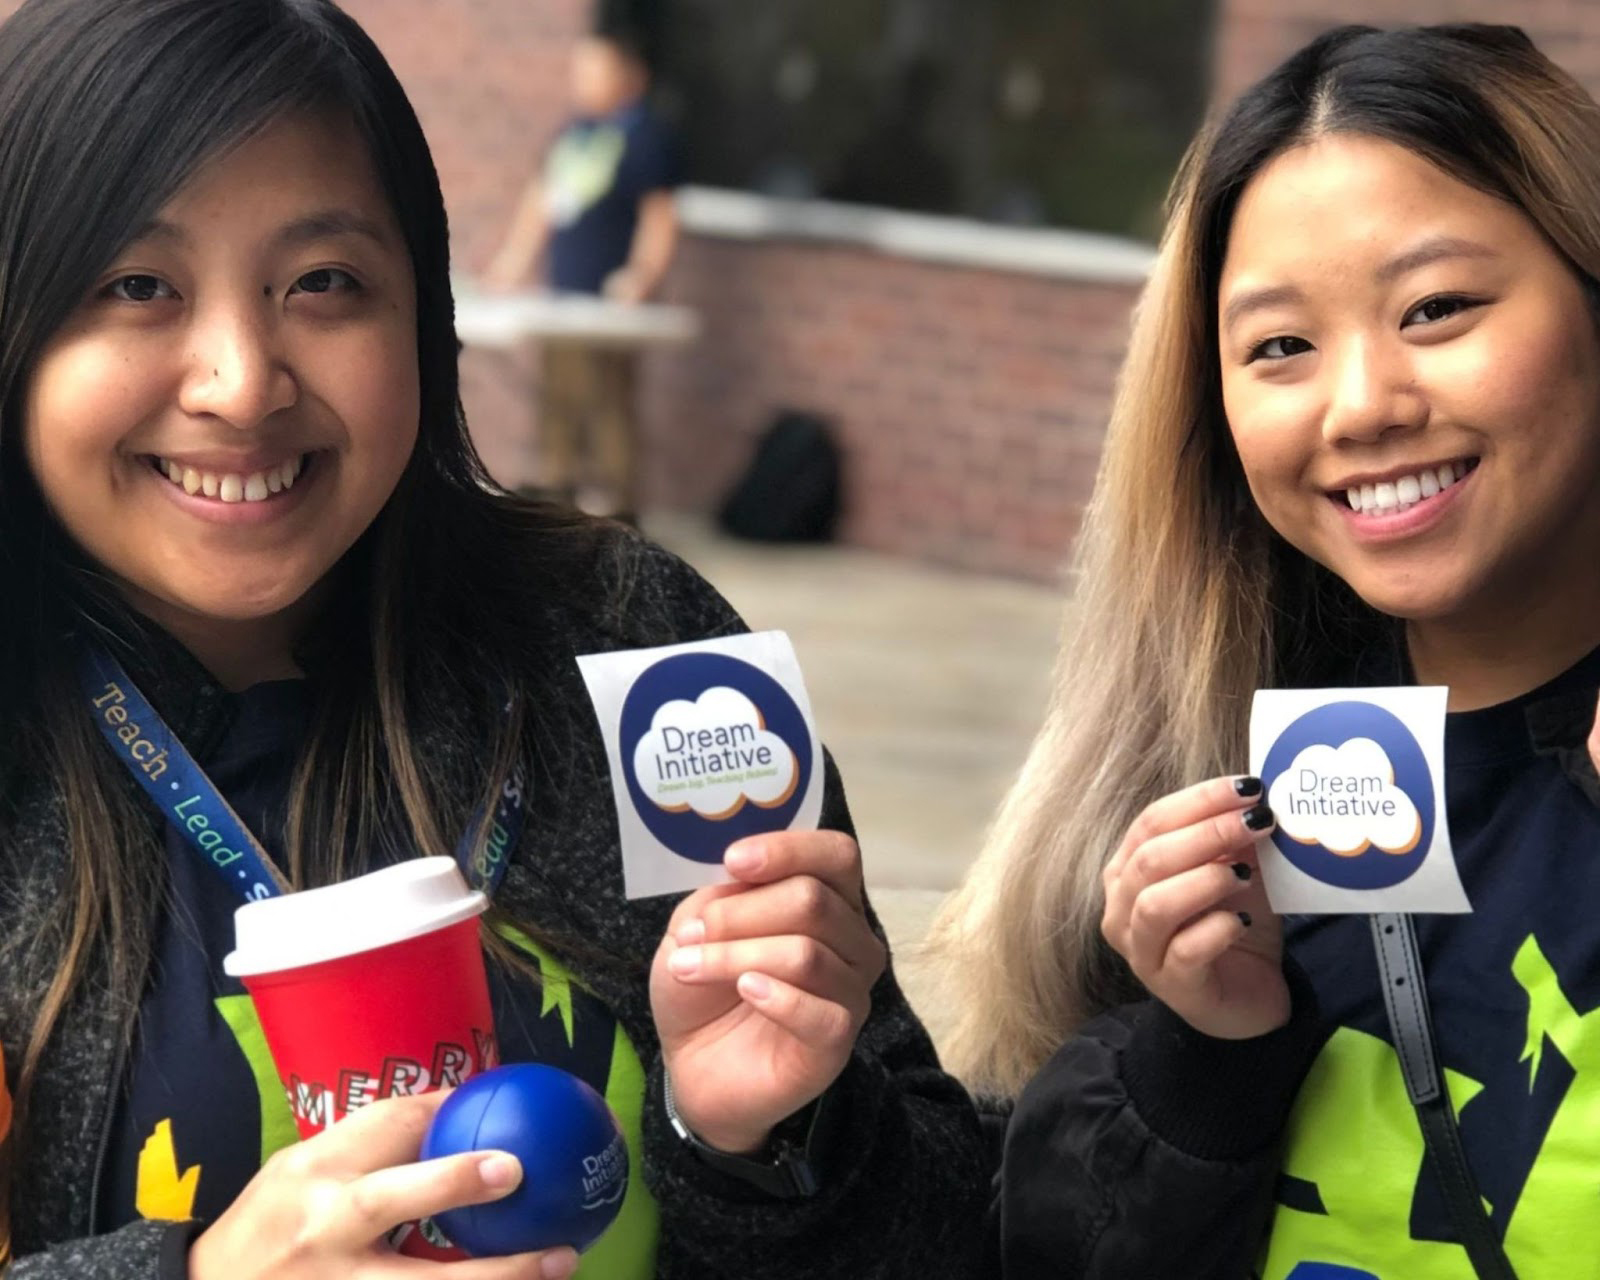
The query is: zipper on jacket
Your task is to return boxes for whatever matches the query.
[85,1011,133,1234]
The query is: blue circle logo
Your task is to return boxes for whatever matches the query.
[1260,701,1434,891]
[619,653,813,864]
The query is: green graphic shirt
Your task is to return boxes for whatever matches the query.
[101,682,657,1277]
[1263,649,1600,1278]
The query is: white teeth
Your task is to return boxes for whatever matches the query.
[1345,460,1473,516]
[157,454,305,500]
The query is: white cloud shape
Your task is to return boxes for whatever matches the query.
[1267,738,1422,857]
[631,686,798,820]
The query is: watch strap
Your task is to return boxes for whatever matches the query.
[662,1068,823,1198]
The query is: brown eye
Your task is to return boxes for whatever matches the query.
[1250,335,1313,362]
[1404,295,1478,326]
[290,268,359,296]
[106,274,175,303]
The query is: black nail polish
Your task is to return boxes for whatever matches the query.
[1234,776,1263,798]
[1242,803,1274,832]
[1232,862,1252,882]
[1238,911,1253,928]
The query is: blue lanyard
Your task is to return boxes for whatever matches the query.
[78,647,524,904]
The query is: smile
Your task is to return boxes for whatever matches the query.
[147,453,310,504]
[1338,458,1479,517]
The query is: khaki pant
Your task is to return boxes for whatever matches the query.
[537,343,638,515]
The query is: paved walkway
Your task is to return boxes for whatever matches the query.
[645,515,1066,1041]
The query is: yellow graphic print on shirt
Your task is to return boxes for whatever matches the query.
[133,994,296,1221]
[1262,935,1600,1278]
[135,1120,201,1221]
[542,126,626,228]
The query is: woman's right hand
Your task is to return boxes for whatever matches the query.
[188,1091,578,1280]
[1102,776,1287,1040]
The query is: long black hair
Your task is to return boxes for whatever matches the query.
[0,0,591,1232]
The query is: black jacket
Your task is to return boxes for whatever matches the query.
[992,676,1600,1279]
[1,530,990,1279]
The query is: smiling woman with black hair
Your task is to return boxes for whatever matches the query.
[0,2,988,1278]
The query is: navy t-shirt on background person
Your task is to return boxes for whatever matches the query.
[543,100,682,296]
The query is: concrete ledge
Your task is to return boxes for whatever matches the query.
[677,184,1158,285]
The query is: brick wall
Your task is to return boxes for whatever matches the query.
[8,2,1598,577]
[1215,0,1600,105]
[640,239,1134,579]
[249,0,1147,578]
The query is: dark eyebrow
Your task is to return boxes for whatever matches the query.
[122,209,392,252]
[1374,235,1499,283]
[272,210,393,250]
[125,218,187,247]
[1221,284,1305,334]
[1220,237,1501,334]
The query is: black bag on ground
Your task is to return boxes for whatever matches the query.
[717,410,841,542]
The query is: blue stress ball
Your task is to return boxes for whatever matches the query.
[422,1064,629,1257]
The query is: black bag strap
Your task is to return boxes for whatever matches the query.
[1370,913,1516,1280]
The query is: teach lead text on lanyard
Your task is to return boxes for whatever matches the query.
[79,646,524,904]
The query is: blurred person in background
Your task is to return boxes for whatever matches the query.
[927,22,1600,1278]
[484,25,682,521]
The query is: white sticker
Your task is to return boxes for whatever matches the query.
[1249,687,1469,915]
[577,631,824,899]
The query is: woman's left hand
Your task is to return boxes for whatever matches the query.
[650,830,886,1155]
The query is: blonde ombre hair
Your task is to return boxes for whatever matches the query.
[927,22,1600,1097]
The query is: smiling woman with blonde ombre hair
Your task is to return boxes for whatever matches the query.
[928,22,1600,1278]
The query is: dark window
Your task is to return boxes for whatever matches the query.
[626,0,1215,239]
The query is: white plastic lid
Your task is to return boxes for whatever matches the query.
[223,856,487,978]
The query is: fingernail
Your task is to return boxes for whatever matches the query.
[479,1152,521,1189]
[1234,775,1263,797]
[676,917,706,946]
[726,841,765,874]
[1231,862,1252,882]
[738,971,773,1001]
[1238,911,1253,928]
[541,1249,580,1280]
[668,946,701,977]
[1242,803,1275,832]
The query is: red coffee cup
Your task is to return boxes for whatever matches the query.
[223,856,499,1259]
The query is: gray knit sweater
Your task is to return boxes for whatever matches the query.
[0,532,990,1278]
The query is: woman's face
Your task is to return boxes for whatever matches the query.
[23,111,420,629]
[1218,133,1600,623]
